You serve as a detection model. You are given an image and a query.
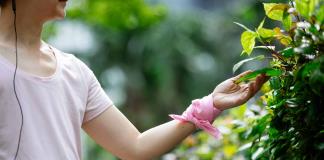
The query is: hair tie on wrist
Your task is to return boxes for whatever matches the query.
[169,94,223,139]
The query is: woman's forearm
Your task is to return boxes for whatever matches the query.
[134,120,196,159]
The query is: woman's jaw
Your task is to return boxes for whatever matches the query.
[56,0,68,19]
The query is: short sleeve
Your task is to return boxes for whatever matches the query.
[81,63,114,123]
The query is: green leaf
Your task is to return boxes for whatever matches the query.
[236,68,282,83]
[233,55,265,73]
[257,18,266,30]
[297,62,320,79]
[295,0,318,19]
[315,4,324,23]
[310,69,324,96]
[252,147,266,160]
[263,3,289,21]
[316,143,324,150]
[236,72,260,83]
[248,114,272,138]
[234,22,253,31]
[257,28,275,39]
[238,143,252,152]
[282,11,292,30]
[266,69,282,76]
[309,0,317,14]
[269,76,281,89]
[269,127,279,137]
[241,31,256,55]
[280,47,294,57]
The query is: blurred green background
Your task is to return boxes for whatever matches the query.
[42,0,274,159]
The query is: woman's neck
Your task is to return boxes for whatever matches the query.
[0,6,44,53]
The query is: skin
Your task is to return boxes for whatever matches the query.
[0,0,268,159]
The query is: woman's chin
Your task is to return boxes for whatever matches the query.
[54,4,67,18]
[54,8,66,19]
[55,15,65,20]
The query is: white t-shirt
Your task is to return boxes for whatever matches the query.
[0,46,113,160]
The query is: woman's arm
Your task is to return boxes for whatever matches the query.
[83,106,196,160]
[82,71,267,160]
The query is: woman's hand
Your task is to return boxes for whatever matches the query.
[212,71,268,111]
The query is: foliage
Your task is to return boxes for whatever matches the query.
[234,0,324,159]
[67,0,166,31]
[171,0,324,159]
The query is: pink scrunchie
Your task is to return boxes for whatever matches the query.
[169,94,223,139]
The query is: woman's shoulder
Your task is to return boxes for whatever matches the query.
[47,44,94,80]
[46,43,88,68]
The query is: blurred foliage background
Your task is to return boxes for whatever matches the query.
[41,0,286,159]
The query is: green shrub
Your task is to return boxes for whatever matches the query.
[171,0,324,159]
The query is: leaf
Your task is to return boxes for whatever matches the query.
[316,143,324,150]
[309,0,317,14]
[236,68,282,83]
[280,47,294,57]
[238,142,252,152]
[273,27,292,46]
[295,0,321,20]
[263,3,289,21]
[273,27,282,34]
[297,61,320,79]
[282,11,292,30]
[269,76,281,89]
[258,28,275,39]
[295,0,310,19]
[248,114,272,139]
[310,69,324,96]
[241,31,257,55]
[315,4,324,23]
[236,72,260,83]
[233,55,265,73]
[266,69,283,76]
[279,36,292,46]
[252,147,266,160]
[257,18,266,30]
[234,22,253,31]
[286,98,299,108]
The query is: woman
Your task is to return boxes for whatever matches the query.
[0,0,267,159]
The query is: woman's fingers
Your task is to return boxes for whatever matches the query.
[232,70,253,81]
[253,74,268,94]
[254,75,262,92]
[247,81,255,98]
[238,82,254,101]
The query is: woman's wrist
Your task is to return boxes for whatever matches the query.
[169,94,223,139]
[211,93,224,111]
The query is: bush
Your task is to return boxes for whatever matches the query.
[170,0,324,159]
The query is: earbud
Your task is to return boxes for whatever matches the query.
[12,0,16,12]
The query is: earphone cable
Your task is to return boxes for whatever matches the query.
[12,7,24,160]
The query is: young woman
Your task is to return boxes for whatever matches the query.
[0,0,267,159]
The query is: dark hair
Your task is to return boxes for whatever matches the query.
[0,0,6,6]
